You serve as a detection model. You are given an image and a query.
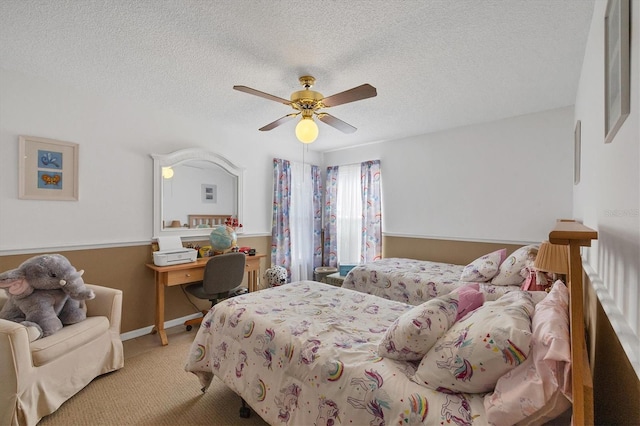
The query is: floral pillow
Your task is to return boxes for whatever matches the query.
[491,244,539,286]
[460,249,507,282]
[378,284,484,361]
[412,290,534,393]
[484,281,572,425]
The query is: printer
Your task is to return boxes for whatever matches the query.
[153,236,198,266]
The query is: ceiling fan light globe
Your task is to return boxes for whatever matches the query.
[295,118,319,144]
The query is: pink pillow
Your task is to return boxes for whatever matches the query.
[378,284,484,361]
[460,249,506,282]
[484,281,571,425]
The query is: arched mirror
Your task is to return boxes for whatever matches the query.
[152,148,243,239]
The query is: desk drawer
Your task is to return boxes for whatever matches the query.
[166,269,204,286]
[245,257,260,271]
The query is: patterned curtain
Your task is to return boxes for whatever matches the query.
[271,158,291,276]
[311,165,323,270]
[360,160,382,263]
[323,166,339,267]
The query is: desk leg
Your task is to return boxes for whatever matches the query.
[153,272,168,346]
[248,270,256,292]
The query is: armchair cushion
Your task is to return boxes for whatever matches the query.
[30,316,109,366]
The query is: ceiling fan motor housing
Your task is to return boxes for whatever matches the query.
[291,89,324,115]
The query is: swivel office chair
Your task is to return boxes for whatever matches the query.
[184,252,247,331]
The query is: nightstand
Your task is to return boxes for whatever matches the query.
[325,272,346,287]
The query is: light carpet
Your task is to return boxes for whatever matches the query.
[39,329,269,426]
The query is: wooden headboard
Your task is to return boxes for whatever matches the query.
[187,214,228,228]
[548,220,598,425]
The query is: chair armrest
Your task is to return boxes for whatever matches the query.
[0,319,33,414]
[84,284,123,336]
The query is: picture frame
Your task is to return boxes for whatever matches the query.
[201,184,217,203]
[574,120,581,185]
[18,136,79,201]
[604,0,630,144]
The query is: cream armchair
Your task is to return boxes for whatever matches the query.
[0,284,124,426]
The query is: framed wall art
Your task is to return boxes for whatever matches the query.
[574,120,581,185]
[201,183,217,203]
[18,136,79,200]
[604,0,630,144]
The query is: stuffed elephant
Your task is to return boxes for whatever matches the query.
[0,254,95,339]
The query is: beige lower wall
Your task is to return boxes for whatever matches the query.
[0,236,271,334]
[0,236,533,334]
[382,235,526,264]
[585,274,640,425]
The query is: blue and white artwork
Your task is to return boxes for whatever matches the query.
[38,150,63,169]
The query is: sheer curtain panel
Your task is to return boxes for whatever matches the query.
[272,158,322,281]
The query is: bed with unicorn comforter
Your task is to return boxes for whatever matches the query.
[184,279,572,426]
[341,257,523,305]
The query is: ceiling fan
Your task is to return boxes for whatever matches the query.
[233,76,377,143]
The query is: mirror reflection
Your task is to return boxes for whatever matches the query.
[152,149,243,239]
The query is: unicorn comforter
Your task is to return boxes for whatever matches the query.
[342,258,517,305]
[184,281,489,425]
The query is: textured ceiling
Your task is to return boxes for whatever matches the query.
[0,0,594,152]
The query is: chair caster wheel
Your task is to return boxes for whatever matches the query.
[186,325,193,331]
[239,406,251,418]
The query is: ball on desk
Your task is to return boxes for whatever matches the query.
[209,225,237,253]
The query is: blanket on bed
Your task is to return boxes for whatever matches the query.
[342,258,516,305]
[185,281,490,425]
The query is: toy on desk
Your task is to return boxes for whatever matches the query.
[198,245,212,258]
[238,246,256,256]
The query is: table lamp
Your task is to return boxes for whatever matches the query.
[534,241,569,283]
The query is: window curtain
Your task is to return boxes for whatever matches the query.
[289,162,315,281]
[360,160,382,263]
[323,160,382,267]
[311,165,323,271]
[323,166,339,267]
[272,158,322,281]
[337,164,362,264]
[271,158,291,276]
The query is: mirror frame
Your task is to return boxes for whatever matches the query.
[151,148,244,239]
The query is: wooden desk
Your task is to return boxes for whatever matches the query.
[146,253,265,345]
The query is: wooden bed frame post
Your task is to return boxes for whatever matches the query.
[549,220,598,426]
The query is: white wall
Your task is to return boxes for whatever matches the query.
[324,107,575,244]
[574,0,639,376]
[0,68,322,252]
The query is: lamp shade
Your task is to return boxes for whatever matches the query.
[534,241,568,274]
[295,117,319,143]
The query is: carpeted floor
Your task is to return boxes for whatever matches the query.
[38,326,269,426]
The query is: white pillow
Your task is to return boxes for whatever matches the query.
[460,249,506,282]
[491,244,539,286]
[378,284,484,361]
[412,290,534,393]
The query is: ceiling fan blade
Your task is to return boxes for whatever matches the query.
[317,113,357,134]
[233,85,291,105]
[259,113,299,131]
[321,84,377,108]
